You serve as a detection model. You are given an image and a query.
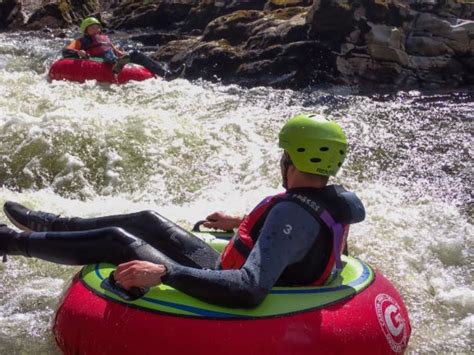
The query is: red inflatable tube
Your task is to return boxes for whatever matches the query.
[48,58,155,84]
[54,271,411,355]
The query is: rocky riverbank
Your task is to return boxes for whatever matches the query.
[1,0,473,89]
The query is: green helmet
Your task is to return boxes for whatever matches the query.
[278,114,347,176]
[80,17,101,33]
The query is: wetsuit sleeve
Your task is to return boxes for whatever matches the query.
[340,190,365,223]
[162,201,320,308]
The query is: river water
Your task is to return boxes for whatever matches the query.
[0,32,472,354]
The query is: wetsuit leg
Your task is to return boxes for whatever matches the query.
[54,211,220,269]
[129,50,169,76]
[10,227,175,267]
[5,202,221,269]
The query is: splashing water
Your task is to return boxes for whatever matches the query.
[0,33,472,353]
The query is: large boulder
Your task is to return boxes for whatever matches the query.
[109,0,268,32]
[153,5,336,88]
[365,24,409,66]
[412,13,473,54]
[410,0,473,19]
[157,38,244,80]
[25,0,101,30]
[307,0,356,42]
[109,0,195,30]
[203,10,266,45]
[236,40,337,87]
[244,8,310,49]
[0,0,26,30]
[406,35,454,56]
[265,0,313,10]
[183,0,267,32]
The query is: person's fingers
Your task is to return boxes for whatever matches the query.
[116,275,136,289]
[205,212,220,220]
[115,268,135,281]
[203,221,224,229]
[116,260,138,273]
[116,270,164,289]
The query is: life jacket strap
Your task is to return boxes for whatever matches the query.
[319,210,344,271]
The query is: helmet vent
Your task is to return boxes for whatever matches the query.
[338,162,342,167]
[320,147,329,151]
[310,158,321,163]
[340,150,345,155]
[297,148,306,152]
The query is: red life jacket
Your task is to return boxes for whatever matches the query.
[220,192,349,286]
[80,34,115,57]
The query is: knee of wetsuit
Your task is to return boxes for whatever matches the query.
[139,210,171,227]
[104,227,138,244]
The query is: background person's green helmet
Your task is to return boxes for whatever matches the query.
[278,114,347,177]
[80,17,101,33]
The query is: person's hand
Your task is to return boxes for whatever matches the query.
[114,260,167,290]
[77,50,89,59]
[203,211,243,231]
[113,46,127,57]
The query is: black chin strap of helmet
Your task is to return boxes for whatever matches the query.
[280,151,293,189]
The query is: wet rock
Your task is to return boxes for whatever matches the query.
[0,0,26,30]
[413,13,473,54]
[161,39,244,81]
[406,35,454,56]
[237,40,337,88]
[307,0,356,42]
[410,0,473,19]
[8,0,473,89]
[245,8,309,49]
[109,0,194,30]
[265,0,313,11]
[25,0,101,30]
[203,10,265,45]
[152,5,325,88]
[365,24,409,66]
[183,0,267,32]
[152,38,198,63]
[408,55,463,73]
[364,0,413,26]
[129,32,185,46]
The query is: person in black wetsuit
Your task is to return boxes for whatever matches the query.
[63,17,171,76]
[0,114,365,308]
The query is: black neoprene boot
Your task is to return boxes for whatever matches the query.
[0,224,29,261]
[4,201,61,232]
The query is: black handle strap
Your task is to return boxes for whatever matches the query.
[101,271,149,301]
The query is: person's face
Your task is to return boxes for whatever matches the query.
[86,24,101,36]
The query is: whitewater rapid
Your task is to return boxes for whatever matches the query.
[0,32,472,353]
